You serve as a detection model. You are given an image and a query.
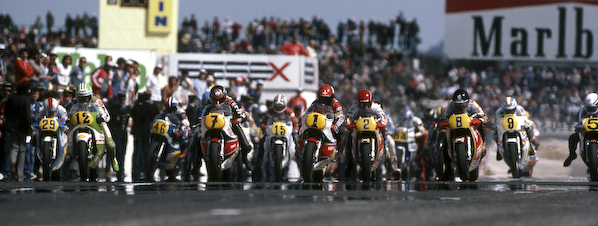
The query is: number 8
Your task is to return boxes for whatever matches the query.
[456,116,462,127]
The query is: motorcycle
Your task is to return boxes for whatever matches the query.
[392,120,418,180]
[68,102,110,181]
[199,105,240,182]
[441,113,484,181]
[146,113,183,182]
[348,108,385,182]
[298,103,337,183]
[496,114,537,178]
[32,116,67,181]
[264,114,294,182]
[579,117,598,181]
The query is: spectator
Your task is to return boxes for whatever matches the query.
[55,54,72,91]
[288,87,307,117]
[46,10,54,35]
[14,49,34,83]
[161,76,178,101]
[91,60,116,98]
[0,44,7,81]
[280,36,309,56]
[144,64,162,103]
[70,56,86,88]
[4,82,33,181]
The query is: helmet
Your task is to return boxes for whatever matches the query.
[585,93,598,115]
[210,85,227,105]
[76,83,93,103]
[272,94,287,114]
[502,97,517,114]
[358,89,372,109]
[423,107,436,121]
[452,89,470,110]
[165,97,179,113]
[402,108,414,121]
[43,97,59,117]
[201,91,211,106]
[317,84,335,105]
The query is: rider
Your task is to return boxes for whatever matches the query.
[158,97,190,163]
[400,108,429,180]
[261,94,299,132]
[344,89,388,176]
[564,93,598,167]
[204,85,253,171]
[443,89,489,154]
[70,83,119,172]
[493,96,537,161]
[298,84,344,159]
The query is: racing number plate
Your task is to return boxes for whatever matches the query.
[271,122,288,136]
[204,113,225,130]
[72,111,94,126]
[152,121,168,136]
[356,117,377,132]
[501,114,519,130]
[40,118,58,132]
[584,118,598,132]
[305,113,326,130]
[448,113,470,129]
[392,130,407,142]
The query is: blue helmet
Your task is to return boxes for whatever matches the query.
[202,91,211,106]
[402,108,413,120]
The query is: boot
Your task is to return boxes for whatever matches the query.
[242,150,253,172]
[496,150,502,161]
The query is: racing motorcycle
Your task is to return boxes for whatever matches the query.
[146,114,184,182]
[264,114,295,182]
[298,103,337,183]
[392,120,418,180]
[348,108,385,182]
[441,113,484,181]
[579,117,598,181]
[32,116,67,181]
[68,103,110,181]
[200,105,240,182]
[496,114,537,178]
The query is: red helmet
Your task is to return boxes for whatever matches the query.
[358,89,372,109]
[318,84,335,104]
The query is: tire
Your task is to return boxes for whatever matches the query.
[506,142,521,178]
[361,142,372,182]
[302,141,316,182]
[77,141,89,182]
[207,142,221,182]
[273,144,284,182]
[588,143,598,181]
[145,142,161,182]
[42,141,52,181]
[455,142,469,181]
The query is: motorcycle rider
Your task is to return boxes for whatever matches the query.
[564,93,598,167]
[34,97,69,175]
[298,84,344,161]
[152,97,190,181]
[261,94,299,133]
[69,83,119,173]
[203,85,253,171]
[343,89,388,176]
[443,89,489,155]
[493,96,537,161]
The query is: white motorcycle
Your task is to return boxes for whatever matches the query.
[495,114,537,178]
[264,114,295,182]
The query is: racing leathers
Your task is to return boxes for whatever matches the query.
[564,106,597,167]
[493,105,537,160]
[297,98,344,159]
[444,99,489,154]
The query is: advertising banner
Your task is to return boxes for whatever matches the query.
[445,0,598,62]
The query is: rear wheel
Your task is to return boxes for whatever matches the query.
[145,142,161,182]
[77,141,89,182]
[301,141,316,182]
[506,142,521,178]
[207,142,221,182]
[361,142,372,182]
[588,143,598,181]
[455,142,469,181]
[273,144,284,182]
[42,141,52,181]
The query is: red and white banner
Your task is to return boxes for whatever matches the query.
[445,0,598,62]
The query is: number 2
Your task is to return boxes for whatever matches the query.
[362,119,370,130]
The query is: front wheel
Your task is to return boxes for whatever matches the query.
[41,141,52,181]
[207,142,221,182]
[360,142,372,182]
[77,141,89,182]
[145,142,161,182]
[455,142,470,181]
[273,144,284,182]
[506,142,521,178]
[588,143,598,181]
[302,141,316,182]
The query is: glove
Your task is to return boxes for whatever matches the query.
[470,118,481,128]
[232,118,243,125]
[175,131,182,138]
[439,121,449,128]
[377,122,386,129]
[96,117,105,123]
[331,125,338,133]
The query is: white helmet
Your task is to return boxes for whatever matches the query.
[43,97,59,117]
[272,94,286,114]
[585,93,598,115]
[502,97,517,114]
[76,83,93,103]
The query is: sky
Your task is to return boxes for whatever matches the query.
[0,0,445,51]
